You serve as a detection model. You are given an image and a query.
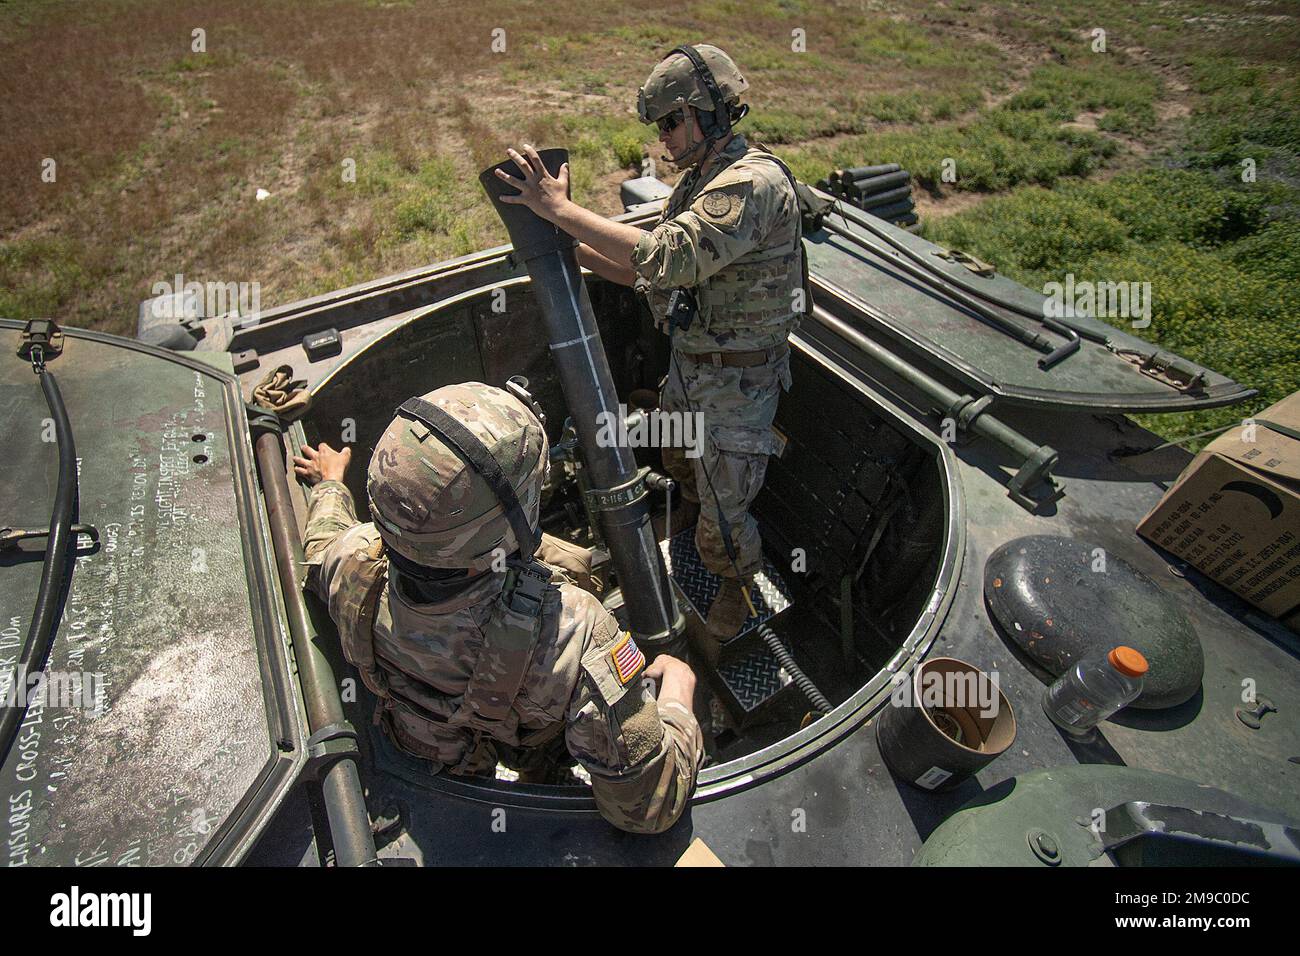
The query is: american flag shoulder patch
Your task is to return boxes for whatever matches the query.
[610,632,645,686]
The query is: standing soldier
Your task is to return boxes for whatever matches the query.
[493,44,804,641]
[293,382,704,834]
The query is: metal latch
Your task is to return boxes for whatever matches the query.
[933,247,996,277]
[1117,348,1207,393]
[18,319,64,365]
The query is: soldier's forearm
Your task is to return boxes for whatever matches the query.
[629,702,704,834]
[576,242,636,287]
[590,713,702,835]
[302,479,359,564]
[552,201,643,275]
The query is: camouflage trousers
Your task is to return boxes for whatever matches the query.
[660,347,791,579]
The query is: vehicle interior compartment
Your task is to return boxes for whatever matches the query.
[298,277,948,771]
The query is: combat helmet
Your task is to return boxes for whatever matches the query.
[366,382,548,572]
[637,44,748,136]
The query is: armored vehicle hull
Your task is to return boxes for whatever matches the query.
[4,186,1296,866]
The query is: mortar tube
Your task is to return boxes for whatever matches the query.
[479,148,682,656]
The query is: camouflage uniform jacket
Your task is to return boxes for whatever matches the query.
[301,479,705,834]
[631,133,803,353]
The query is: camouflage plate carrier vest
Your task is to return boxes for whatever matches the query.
[675,144,807,350]
[327,538,563,761]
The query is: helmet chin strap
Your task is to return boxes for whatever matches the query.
[672,105,723,168]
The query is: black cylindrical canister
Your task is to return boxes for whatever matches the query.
[839,163,901,182]
[876,657,1016,791]
[846,169,911,200]
[855,183,912,209]
[862,198,917,222]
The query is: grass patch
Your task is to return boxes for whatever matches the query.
[1182,60,1300,180]
[0,236,89,319]
[784,106,1117,192]
[1007,57,1160,132]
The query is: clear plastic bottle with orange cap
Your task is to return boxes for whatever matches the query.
[1042,646,1149,737]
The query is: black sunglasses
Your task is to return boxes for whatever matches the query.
[656,110,684,134]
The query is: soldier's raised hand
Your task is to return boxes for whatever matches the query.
[495,144,571,223]
[293,442,351,485]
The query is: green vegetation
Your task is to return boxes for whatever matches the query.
[1183,61,1300,180]
[1006,59,1160,135]
[0,236,89,320]
[778,49,1168,192]
[783,107,1118,193]
[0,0,1296,447]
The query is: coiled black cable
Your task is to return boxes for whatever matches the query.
[1,358,78,764]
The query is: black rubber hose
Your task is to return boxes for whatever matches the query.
[756,622,832,715]
[0,368,77,763]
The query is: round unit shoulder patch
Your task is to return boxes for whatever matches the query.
[701,191,733,219]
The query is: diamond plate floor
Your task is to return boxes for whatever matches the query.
[658,528,792,643]
[659,527,796,720]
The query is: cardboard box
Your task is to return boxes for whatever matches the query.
[674,838,725,867]
[1137,390,1300,626]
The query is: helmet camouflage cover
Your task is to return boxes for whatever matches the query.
[637,43,748,124]
[366,382,549,571]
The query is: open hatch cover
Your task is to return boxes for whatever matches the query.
[0,320,302,866]
[806,200,1255,413]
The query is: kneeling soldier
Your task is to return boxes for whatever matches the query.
[295,382,704,834]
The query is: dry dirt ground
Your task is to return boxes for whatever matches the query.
[0,0,1286,335]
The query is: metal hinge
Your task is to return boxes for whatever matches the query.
[18,319,64,368]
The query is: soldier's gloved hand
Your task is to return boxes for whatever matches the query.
[293,442,352,485]
[644,655,696,714]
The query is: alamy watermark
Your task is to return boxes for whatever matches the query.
[150,273,261,323]
[1,666,104,716]
[50,886,151,936]
[595,404,703,458]
[889,667,1001,719]
[1042,273,1151,329]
